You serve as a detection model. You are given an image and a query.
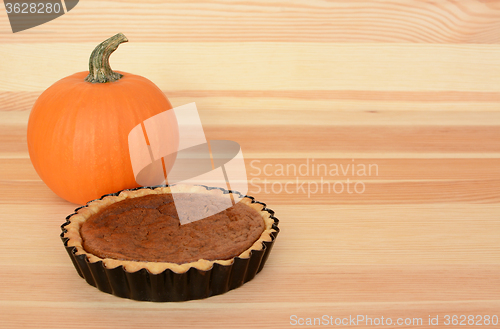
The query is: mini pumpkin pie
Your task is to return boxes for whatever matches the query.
[61,184,279,301]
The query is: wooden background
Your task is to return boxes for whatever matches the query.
[1,0,500,328]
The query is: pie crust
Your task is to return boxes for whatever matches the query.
[62,184,277,275]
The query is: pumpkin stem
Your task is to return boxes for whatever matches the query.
[85,33,128,83]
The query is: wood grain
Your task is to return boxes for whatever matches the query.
[0,0,499,328]
[1,0,500,43]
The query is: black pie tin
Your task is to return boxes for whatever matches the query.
[60,185,279,302]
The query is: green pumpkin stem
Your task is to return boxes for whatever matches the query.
[85,33,128,83]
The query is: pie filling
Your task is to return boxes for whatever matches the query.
[80,193,266,264]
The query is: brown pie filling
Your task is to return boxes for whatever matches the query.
[80,193,266,264]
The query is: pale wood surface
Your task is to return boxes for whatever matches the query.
[1,0,500,328]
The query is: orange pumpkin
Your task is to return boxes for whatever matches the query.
[27,33,179,204]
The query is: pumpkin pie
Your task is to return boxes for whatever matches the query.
[61,184,279,301]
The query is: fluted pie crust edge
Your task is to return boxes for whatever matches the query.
[62,184,276,274]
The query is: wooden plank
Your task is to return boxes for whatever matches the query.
[3,158,500,182]
[0,264,499,303]
[1,0,500,43]
[5,91,500,115]
[4,122,500,157]
[1,43,500,92]
[205,125,500,154]
[1,299,498,329]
